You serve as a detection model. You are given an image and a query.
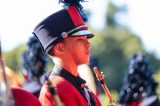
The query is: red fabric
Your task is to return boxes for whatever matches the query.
[126,101,141,106]
[12,87,41,106]
[67,6,85,26]
[39,75,102,106]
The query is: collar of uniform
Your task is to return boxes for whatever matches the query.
[50,65,86,90]
[50,65,96,105]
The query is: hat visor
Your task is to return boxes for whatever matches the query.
[71,30,94,38]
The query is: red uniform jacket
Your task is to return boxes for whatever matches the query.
[12,87,41,106]
[39,75,102,106]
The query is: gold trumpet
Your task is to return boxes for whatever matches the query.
[93,67,115,106]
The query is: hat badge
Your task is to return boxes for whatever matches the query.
[61,32,68,38]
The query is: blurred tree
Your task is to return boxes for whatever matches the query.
[91,28,145,90]
[90,0,160,91]
[3,44,27,72]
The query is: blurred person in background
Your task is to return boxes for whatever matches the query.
[118,53,160,106]
[21,36,49,97]
[0,67,42,106]
[0,41,41,106]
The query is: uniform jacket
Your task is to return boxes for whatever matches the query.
[39,66,102,106]
[12,87,41,106]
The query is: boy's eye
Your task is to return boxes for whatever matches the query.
[77,38,85,41]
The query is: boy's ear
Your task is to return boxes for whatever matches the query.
[54,43,64,54]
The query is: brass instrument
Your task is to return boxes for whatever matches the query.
[93,67,115,106]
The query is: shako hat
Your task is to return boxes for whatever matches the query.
[33,0,94,53]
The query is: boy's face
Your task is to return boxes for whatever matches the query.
[63,36,91,65]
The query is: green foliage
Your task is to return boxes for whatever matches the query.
[106,1,127,28]
[153,69,160,99]
[153,69,160,81]
[3,44,27,72]
[145,53,160,72]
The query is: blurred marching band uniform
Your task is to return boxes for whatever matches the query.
[0,77,41,106]
[11,86,42,106]
[118,53,160,106]
[0,44,41,106]
[21,36,49,97]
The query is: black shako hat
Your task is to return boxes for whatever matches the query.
[33,6,94,53]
